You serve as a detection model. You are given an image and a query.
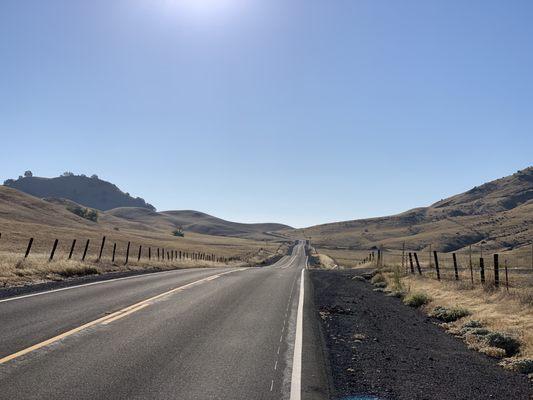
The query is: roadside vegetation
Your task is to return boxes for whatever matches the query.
[311,250,533,376]
[370,267,533,374]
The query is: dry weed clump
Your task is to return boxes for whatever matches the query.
[403,292,431,308]
[430,306,471,323]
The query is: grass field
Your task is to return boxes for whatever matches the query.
[0,187,289,287]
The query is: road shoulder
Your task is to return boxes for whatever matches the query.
[310,269,532,400]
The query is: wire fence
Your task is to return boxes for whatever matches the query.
[0,231,233,266]
[355,244,533,290]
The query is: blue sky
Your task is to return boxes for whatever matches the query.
[1,0,532,227]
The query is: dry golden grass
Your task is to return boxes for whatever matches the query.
[0,187,289,287]
[391,274,533,359]
[0,251,251,288]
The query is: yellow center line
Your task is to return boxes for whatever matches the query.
[101,303,149,325]
[0,269,242,365]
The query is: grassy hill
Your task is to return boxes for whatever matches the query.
[0,186,289,287]
[3,174,155,211]
[107,208,291,239]
[288,167,532,253]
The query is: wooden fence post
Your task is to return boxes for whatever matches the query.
[82,239,90,261]
[68,239,76,260]
[137,245,142,262]
[433,251,441,281]
[402,243,406,273]
[408,252,415,274]
[452,253,459,281]
[148,247,151,260]
[504,259,509,292]
[493,254,499,288]
[49,239,59,261]
[414,252,422,275]
[97,236,106,262]
[469,245,474,286]
[24,238,34,258]
[112,243,116,263]
[124,241,130,265]
[157,248,160,261]
[479,257,485,284]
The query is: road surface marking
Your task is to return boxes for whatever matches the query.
[270,380,274,391]
[290,268,305,400]
[0,270,239,365]
[274,360,278,370]
[0,268,241,304]
[101,303,149,325]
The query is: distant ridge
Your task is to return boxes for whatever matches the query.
[3,173,155,212]
[290,167,533,252]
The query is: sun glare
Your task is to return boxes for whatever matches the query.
[163,0,243,21]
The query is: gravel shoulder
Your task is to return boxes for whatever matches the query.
[310,269,532,400]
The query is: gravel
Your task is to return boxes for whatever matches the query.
[310,269,532,400]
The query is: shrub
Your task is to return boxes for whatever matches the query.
[172,229,184,237]
[430,306,470,322]
[484,332,521,357]
[467,328,491,336]
[479,347,507,359]
[67,205,98,222]
[462,320,483,329]
[370,273,385,284]
[373,281,387,288]
[500,359,533,374]
[403,292,431,308]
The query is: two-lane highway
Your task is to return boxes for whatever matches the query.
[0,241,327,399]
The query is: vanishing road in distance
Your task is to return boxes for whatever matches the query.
[0,241,327,399]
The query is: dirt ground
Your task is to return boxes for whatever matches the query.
[310,269,532,400]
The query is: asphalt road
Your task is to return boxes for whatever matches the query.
[0,241,328,399]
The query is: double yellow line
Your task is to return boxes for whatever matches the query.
[0,269,240,365]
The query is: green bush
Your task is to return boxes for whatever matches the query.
[430,306,471,322]
[67,205,98,222]
[403,292,431,308]
[373,281,387,289]
[484,332,521,357]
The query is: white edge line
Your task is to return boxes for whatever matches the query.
[0,267,244,304]
[290,268,304,400]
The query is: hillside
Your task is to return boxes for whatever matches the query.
[290,167,533,252]
[3,174,155,211]
[107,208,292,239]
[0,186,285,270]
